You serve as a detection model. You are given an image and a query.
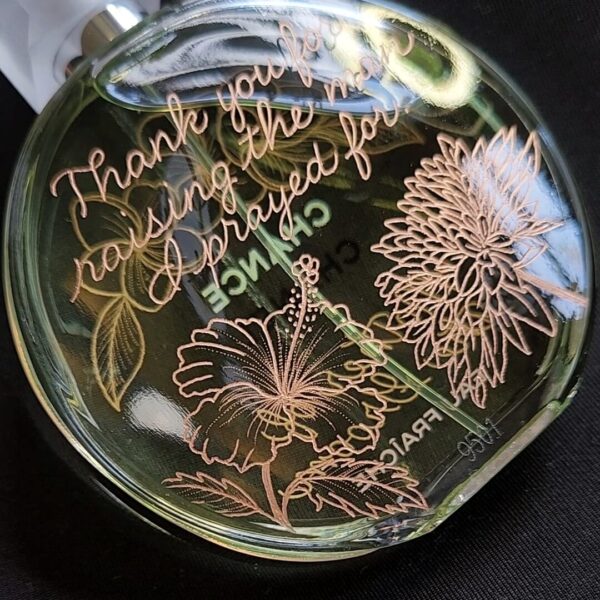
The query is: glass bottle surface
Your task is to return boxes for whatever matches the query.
[4,0,593,560]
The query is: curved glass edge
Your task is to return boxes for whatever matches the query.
[2,0,595,561]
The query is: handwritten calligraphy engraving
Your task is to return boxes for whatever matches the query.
[53,20,419,308]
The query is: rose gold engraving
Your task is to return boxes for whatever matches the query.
[216,103,421,199]
[323,311,426,459]
[60,121,334,303]
[173,255,386,472]
[57,99,380,305]
[217,22,321,134]
[236,100,315,170]
[281,457,427,520]
[51,25,424,415]
[39,10,588,541]
[163,472,272,520]
[69,181,211,310]
[339,101,402,180]
[278,21,322,89]
[323,34,414,104]
[168,255,428,526]
[58,90,421,414]
[51,13,423,309]
[372,127,583,408]
[50,94,209,215]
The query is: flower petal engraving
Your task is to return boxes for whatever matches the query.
[173,255,389,473]
[372,126,560,408]
[71,181,209,312]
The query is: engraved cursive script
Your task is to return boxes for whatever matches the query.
[50,20,415,307]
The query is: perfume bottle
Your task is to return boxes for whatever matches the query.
[2,0,593,561]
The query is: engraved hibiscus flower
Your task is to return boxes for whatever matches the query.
[372,127,560,408]
[71,179,212,312]
[173,255,388,473]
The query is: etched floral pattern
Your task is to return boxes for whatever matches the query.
[39,8,591,549]
[173,255,388,473]
[372,127,561,408]
[71,180,210,312]
[73,170,233,409]
[169,255,428,526]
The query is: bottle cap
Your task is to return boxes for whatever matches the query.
[0,0,158,112]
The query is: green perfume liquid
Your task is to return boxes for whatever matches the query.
[4,0,592,560]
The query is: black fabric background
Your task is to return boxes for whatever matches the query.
[1,1,599,598]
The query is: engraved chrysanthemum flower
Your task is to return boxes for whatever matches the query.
[372,127,560,408]
[173,255,387,473]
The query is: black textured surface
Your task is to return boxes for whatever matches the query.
[1,1,599,598]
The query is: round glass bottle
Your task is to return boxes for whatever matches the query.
[4,0,593,560]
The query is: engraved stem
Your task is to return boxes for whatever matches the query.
[521,272,588,307]
[284,273,308,384]
[261,462,288,527]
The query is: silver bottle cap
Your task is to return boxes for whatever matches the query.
[0,0,160,112]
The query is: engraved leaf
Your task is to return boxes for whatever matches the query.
[365,120,425,155]
[283,458,428,519]
[163,471,268,519]
[91,296,145,411]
